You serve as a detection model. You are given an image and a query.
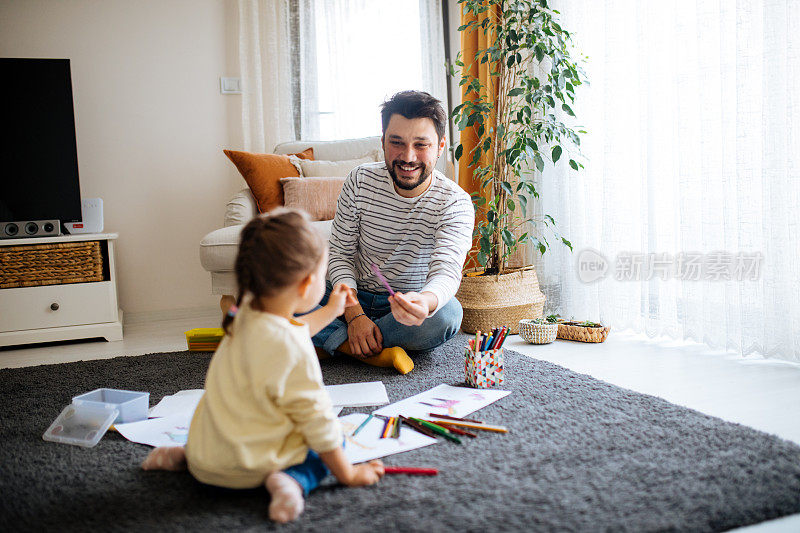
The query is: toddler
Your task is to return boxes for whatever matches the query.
[142,208,384,522]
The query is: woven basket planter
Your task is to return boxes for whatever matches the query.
[557,322,610,343]
[0,241,103,289]
[456,267,545,335]
[518,319,558,344]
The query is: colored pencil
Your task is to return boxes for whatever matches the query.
[493,326,507,349]
[399,415,439,439]
[484,332,494,351]
[380,415,393,438]
[352,414,373,436]
[411,417,462,444]
[428,412,484,424]
[487,327,497,349]
[475,330,481,351]
[391,416,401,438]
[430,421,477,438]
[421,419,508,433]
[384,467,438,476]
[370,263,395,296]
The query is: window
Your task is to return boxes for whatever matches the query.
[307,0,434,140]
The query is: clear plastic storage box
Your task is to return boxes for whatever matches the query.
[72,388,150,424]
[42,403,119,448]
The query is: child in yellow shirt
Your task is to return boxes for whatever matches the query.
[142,208,384,522]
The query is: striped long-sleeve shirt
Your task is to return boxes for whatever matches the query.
[328,162,474,315]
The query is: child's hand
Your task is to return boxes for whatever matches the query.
[345,460,385,487]
[326,283,358,316]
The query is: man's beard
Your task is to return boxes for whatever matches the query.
[387,160,432,191]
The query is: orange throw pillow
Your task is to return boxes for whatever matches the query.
[223,148,314,213]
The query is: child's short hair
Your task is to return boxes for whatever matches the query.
[223,208,326,333]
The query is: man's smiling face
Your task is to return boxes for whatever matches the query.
[382,114,445,197]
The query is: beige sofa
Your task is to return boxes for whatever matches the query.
[199,137,384,299]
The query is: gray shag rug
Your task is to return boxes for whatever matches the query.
[1,333,799,532]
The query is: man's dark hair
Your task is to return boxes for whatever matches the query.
[380,90,446,141]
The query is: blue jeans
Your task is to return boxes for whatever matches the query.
[311,283,463,355]
[283,449,329,496]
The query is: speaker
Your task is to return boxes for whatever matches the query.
[0,220,61,239]
[65,198,104,235]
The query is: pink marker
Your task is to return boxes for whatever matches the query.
[370,263,395,295]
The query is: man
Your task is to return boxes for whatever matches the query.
[312,90,474,374]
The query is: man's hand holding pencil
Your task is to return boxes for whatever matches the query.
[389,291,437,326]
[371,262,437,327]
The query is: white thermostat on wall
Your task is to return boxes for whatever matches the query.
[65,198,104,234]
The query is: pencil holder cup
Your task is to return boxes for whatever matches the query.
[464,346,505,389]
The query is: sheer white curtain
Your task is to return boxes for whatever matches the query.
[238,0,447,149]
[238,0,295,152]
[311,0,446,140]
[536,0,800,362]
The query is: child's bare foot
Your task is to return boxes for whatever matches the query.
[265,472,305,523]
[141,446,187,471]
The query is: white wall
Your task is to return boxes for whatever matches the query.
[0,0,243,315]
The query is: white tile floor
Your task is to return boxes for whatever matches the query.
[2,307,799,531]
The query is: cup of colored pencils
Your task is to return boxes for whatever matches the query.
[464,326,507,389]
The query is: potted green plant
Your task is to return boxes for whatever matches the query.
[450,0,586,333]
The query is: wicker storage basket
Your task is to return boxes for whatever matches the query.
[456,267,545,335]
[556,322,610,343]
[0,241,103,289]
[518,319,558,344]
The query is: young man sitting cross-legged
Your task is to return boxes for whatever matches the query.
[311,90,474,374]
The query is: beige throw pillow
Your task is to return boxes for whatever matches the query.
[280,176,347,221]
[300,154,376,177]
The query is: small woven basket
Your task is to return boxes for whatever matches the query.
[464,346,504,389]
[556,322,610,343]
[518,319,558,344]
[0,241,104,289]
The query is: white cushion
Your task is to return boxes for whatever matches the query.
[300,155,375,177]
[199,225,243,272]
[274,136,383,161]
[199,220,334,274]
[224,189,258,227]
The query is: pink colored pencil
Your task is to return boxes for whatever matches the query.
[370,263,395,295]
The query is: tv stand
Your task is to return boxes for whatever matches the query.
[0,233,123,347]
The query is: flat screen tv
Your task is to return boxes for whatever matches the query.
[0,58,82,232]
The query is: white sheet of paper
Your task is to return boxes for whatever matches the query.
[373,384,511,419]
[148,389,204,419]
[339,413,437,464]
[325,381,388,407]
[115,414,192,448]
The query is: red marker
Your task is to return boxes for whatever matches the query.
[384,467,438,476]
